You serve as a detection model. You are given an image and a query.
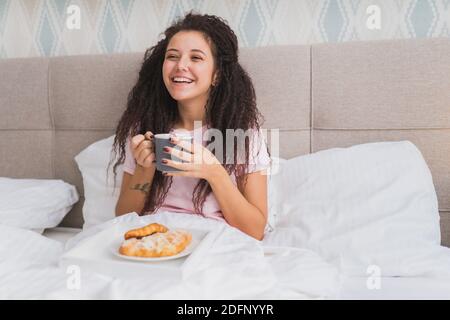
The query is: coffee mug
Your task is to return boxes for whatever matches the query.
[154,133,193,172]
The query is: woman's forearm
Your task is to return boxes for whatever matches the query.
[115,165,156,216]
[207,167,267,240]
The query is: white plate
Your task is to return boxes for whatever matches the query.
[110,229,202,262]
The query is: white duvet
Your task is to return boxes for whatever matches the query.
[0,211,341,300]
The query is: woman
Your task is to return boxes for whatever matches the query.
[111,12,271,240]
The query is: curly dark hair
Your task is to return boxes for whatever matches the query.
[109,11,267,216]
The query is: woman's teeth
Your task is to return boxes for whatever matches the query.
[172,77,194,83]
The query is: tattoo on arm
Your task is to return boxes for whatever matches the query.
[131,183,151,195]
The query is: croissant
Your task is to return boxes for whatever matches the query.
[119,229,192,258]
[124,223,168,240]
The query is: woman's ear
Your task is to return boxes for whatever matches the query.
[212,72,218,86]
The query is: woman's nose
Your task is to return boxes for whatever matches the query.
[176,58,190,71]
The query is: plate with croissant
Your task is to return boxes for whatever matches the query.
[111,223,200,262]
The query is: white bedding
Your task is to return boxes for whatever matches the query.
[0,211,339,299]
[1,211,449,300]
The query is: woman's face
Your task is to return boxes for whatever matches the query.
[162,31,217,105]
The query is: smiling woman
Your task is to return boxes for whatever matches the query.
[110,12,271,240]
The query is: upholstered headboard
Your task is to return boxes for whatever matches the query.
[0,38,449,246]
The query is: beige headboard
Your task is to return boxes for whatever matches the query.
[0,38,449,246]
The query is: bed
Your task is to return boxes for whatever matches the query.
[1,37,450,299]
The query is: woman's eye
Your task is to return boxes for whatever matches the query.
[165,55,201,60]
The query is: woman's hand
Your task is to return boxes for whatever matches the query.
[162,135,226,182]
[130,131,156,169]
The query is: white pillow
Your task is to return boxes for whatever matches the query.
[0,178,79,230]
[265,141,448,276]
[75,135,284,231]
[75,136,122,229]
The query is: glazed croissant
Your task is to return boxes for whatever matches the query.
[120,223,192,258]
[119,229,192,258]
[124,223,168,240]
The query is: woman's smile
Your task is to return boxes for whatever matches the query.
[170,76,195,88]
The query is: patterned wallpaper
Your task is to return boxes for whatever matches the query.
[0,0,449,58]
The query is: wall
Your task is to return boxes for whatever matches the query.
[0,0,449,58]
